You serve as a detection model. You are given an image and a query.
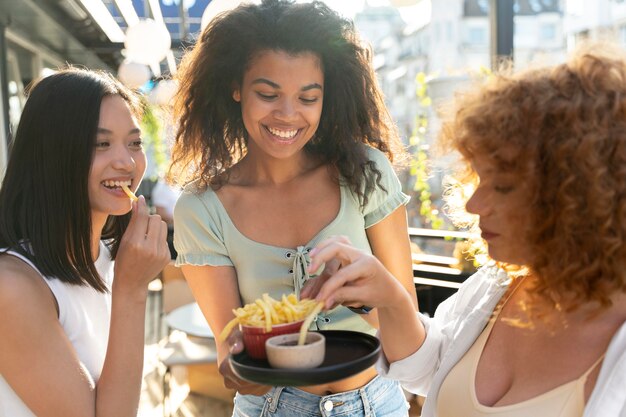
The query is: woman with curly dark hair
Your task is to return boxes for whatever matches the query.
[170,0,416,415]
[308,43,626,417]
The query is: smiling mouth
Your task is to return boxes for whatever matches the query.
[266,126,300,140]
[102,179,132,190]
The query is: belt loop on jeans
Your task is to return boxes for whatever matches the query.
[266,387,284,413]
[359,387,373,417]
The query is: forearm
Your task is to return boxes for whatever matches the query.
[367,207,418,311]
[95,288,148,416]
[377,289,425,363]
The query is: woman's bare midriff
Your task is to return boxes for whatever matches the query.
[297,366,379,395]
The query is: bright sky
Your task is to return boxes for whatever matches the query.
[309,0,431,25]
[202,0,431,31]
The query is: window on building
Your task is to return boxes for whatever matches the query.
[567,0,584,15]
[467,27,487,44]
[529,0,542,12]
[540,23,557,40]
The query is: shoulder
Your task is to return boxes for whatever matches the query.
[364,145,390,164]
[448,265,509,313]
[174,181,228,239]
[175,180,217,215]
[0,254,58,320]
[364,145,398,176]
[180,178,206,195]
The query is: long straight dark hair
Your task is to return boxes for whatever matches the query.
[0,68,142,292]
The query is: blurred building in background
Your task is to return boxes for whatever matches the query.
[359,0,565,147]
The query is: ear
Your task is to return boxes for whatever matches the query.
[232,87,241,102]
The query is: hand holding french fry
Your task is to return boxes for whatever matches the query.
[114,195,170,293]
[307,235,406,311]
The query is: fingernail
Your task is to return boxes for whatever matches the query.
[231,340,242,352]
[326,298,334,309]
[309,248,318,257]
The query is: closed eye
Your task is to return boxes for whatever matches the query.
[494,185,514,194]
[300,97,319,104]
[257,92,277,100]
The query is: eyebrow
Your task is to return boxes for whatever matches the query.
[251,78,323,91]
[97,127,141,135]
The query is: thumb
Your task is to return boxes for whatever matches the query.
[128,195,143,220]
[228,332,244,354]
[300,279,315,299]
[126,195,147,231]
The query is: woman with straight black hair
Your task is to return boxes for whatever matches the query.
[0,67,171,417]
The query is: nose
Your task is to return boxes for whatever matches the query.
[273,98,297,121]
[465,186,491,216]
[111,146,136,172]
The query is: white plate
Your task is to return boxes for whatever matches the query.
[165,303,214,338]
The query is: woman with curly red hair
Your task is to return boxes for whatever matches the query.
[309,44,626,417]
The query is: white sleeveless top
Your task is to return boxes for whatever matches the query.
[0,241,114,417]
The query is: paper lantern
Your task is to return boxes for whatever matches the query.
[124,19,171,65]
[118,61,151,89]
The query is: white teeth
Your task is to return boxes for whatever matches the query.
[102,180,132,188]
[267,127,298,139]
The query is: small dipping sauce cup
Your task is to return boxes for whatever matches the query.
[265,332,326,369]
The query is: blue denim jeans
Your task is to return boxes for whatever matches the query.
[232,376,409,417]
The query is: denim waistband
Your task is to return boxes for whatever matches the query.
[263,375,404,416]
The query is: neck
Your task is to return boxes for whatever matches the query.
[511,275,626,326]
[91,213,107,260]
[236,151,318,186]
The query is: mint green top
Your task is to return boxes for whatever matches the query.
[173,146,409,334]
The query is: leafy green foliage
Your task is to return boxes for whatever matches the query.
[408,72,445,230]
[140,102,167,179]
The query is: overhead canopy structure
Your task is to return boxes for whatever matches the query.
[0,0,121,71]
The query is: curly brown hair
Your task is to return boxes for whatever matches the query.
[168,0,403,205]
[440,44,626,311]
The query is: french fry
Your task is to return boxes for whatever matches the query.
[298,302,324,346]
[121,184,138,202]
[219,317,240,342]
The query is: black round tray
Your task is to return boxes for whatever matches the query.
[229,330,381,386]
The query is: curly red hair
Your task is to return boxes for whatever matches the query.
[440,44,626,311]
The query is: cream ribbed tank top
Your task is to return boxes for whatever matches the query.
[436,308,604,417]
